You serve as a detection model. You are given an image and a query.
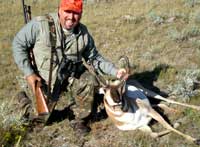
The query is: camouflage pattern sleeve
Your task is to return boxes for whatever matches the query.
[83,32,118,77]
[12,19,40,77]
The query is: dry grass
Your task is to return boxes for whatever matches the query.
[0,0,200,146]
[82,0,200,72]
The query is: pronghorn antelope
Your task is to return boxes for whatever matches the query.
[100,79,200,145]
[82,57,200,145]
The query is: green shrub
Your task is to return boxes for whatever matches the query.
[168,26,200,41]
[148,11,165,25]
[0,100,27,146]
[183,0,200,7]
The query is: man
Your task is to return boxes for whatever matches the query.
[12,0,128,135]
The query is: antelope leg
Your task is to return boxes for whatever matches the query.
[152,94,200,111]
[130,80,200,111]
[139,125,172,138]
[150,130,171,138]
[152,103,181,114]
[150,122,180,138]
[136,98,197,143]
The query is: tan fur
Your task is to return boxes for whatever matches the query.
[81,56,200,145]
[104,99,125,127]
[102,80,200,145]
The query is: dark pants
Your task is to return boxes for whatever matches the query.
[15,70,99,122]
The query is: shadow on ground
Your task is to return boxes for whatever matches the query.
[130,64,170,99]
[46,64,172,126]
[128,64,173,125]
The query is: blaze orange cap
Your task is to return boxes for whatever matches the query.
[60,0,83,13]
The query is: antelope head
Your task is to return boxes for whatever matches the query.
[99,79,125,107]
[81,57,126,104]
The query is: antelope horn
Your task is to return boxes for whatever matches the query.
[82,58,108,87]
[118,55,130,73]
[108,55,131,88]
[82,57,128,89]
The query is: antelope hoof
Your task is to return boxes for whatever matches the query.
[194,139,200,145]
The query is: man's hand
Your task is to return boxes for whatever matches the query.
[26,73,41,94]
[116,68,129,80]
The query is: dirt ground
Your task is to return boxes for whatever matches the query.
[1,0,200,147]
[20,73,200,147]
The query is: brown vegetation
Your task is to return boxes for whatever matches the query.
[0,0,200,146]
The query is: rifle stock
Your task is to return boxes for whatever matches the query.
[21,1,49,116]
[35,82,49,115]
[21,1,57,121]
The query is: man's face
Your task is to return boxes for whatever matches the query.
[59,8,82,30]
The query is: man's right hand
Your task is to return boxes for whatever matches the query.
[26,73,41,94]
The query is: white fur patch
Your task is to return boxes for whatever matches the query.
[126,84,148,100]
[104,83,152,131]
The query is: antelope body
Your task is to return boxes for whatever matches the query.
[101,79,200,145]
[81,56,200,145]
[103,83,152,131]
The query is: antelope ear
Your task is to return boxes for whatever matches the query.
[99,87,106,94]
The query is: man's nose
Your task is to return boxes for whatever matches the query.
[68,12,74,19]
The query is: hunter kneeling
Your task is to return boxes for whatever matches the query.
[12,0,128,136]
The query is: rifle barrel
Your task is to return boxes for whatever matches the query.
[21,0,31,24]
[21,0,27,24]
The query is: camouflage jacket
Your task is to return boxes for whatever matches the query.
[12,13,118,86]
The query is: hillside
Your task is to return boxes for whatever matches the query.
[0,0,200,146]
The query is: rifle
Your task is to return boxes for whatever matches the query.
[21,0,31,23]
[35,81,49,115]
[21,0,49,116]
